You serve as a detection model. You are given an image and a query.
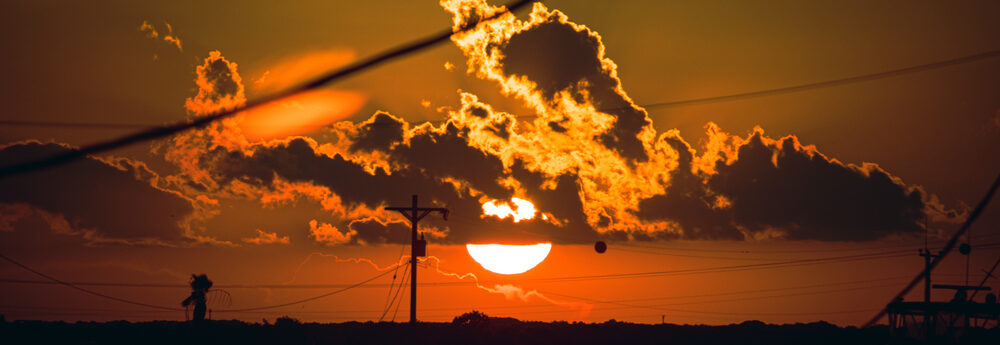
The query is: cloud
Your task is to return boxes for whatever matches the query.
[636,125,941,241]
[151,2,957,245]
[139,20,183,53]
[0,141,196,244]
[242,229,290,245]
[348,111,407,153]
[444,1,654,162]
[248,48,355,93]
[425,256,593,315]
[0,203,32,232]
[707,127,929,241]
[185,51,245,116]
[347,217,411,244]
[308,220,356,246]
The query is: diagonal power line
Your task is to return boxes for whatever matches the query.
[641,49,1000,109]
[4,49,998,130]
[0,0,537,179]
[0,253,182,311]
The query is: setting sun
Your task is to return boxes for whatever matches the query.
[466,243,552,275]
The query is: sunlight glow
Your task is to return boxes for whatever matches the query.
[466,243,552,275]
[238,89,366,141]
[482,197,537,222]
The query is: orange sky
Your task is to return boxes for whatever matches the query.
[1,0,999,326]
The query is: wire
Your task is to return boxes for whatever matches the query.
[0,250,399,314]
[5,49,998,130]
[0,120,152,129]
[379,246,408,318]
[3,246,946,292]
[0,0,537,179]
[0,252,182,311]
[391,271,408,322]
[610,241,1000,259]
[640,49,1000,109]
[515,250,913,283]
[863,172,1000,327]
[378,258,410,321]
[214,263,400,313]
[540,289,879,316]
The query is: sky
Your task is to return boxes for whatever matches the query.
[1,0,999,326]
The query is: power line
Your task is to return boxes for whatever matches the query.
[0,244,979,316]
[541,289,880,316]
[379,259,410,321]
[0,0,537,179]
[2,246,938,291]
[214,265,400,313]
[379,245,408,319]
[3,49,997,130]
[0,252,182,311]
[511,250,914,283]
[640,49,1000,109]
[0,120,151,129]
[391,272,408,322]
[0,274,952,320]
[0,250,402,313]
[612,241,1000,260]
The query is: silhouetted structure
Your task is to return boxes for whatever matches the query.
[386,195,448,324]
[887,251,1000,342]
[181,274,213,322]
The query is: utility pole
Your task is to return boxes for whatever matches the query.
[386,195,448,324]
[919,248,940,303]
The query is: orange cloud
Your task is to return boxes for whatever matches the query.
[242,229,290,245]
[309,219,356,246]
[185,51,246,116]
[139,20,183,52]
[150,2,958,246]
[424,256,592,316]
[250,48,356,93]
[239,89,366,141]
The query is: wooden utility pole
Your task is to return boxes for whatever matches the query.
[386,195,448,324]
[919,249,940,303]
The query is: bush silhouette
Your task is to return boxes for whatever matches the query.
[452,310,489,326]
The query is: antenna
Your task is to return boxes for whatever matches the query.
[924,213,928,251]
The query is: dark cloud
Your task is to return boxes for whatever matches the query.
[390,122,511,198]
[636,136,739,240]
[710,133,925,241]
[164,3,953,246]
[207,137,480,244]
[0,142,195,243]
[202,58,240,101]
[203,122,599,244]
[348,217,410,244]
[349,111,406,153]
[500,17,651,162]
[637,131,928,241]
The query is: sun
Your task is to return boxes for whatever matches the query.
[465,243,552,275]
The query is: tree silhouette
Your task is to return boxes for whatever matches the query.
[181,274,213,322]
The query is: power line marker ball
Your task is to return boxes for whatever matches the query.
[594,241,607,254]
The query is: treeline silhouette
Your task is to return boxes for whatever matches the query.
[0,311,986,345]
[4,311,998,344]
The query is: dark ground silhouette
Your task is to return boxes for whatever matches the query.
[3,312,997,345]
